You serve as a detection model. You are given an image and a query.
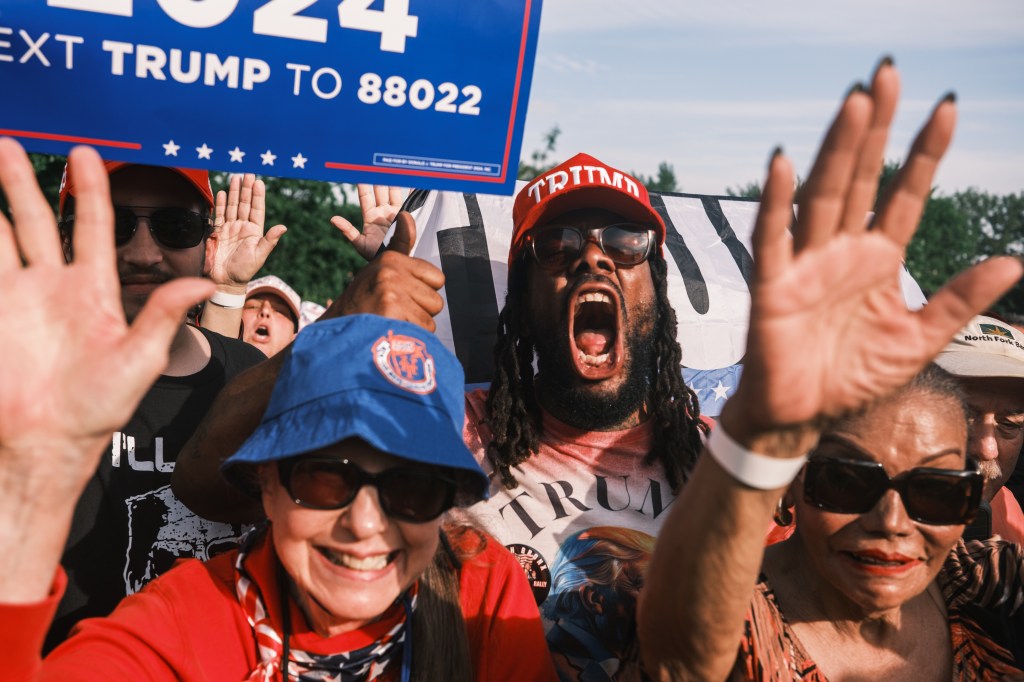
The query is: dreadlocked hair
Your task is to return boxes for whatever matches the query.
[644,252,708,492]
[484,250,708,493]
[484,254,541,489]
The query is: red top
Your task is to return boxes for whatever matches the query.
[992,487,1024,545]
[9,528,557,681]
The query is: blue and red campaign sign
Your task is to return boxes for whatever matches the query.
[0,0,543,194]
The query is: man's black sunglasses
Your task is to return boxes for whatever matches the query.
[527,223,656,269]
[61,205,211,249]
[278,456,458,524]
[803,456,982,526]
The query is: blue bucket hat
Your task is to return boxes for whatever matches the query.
[222,314,488,505]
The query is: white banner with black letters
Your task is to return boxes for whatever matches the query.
[399,184,926,416]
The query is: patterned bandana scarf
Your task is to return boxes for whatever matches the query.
[234,529,417,682]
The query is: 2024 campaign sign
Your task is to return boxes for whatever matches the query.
[0,0,543,194]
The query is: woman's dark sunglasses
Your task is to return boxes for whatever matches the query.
[61,205,211,249]
[528,223,655,269]
[803,456,982,525]
[278,456,458,523]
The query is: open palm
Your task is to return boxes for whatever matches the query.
[0,140,213,483]
[730,68,1022,438]
[331,184,405,260]
[207,173,286,287]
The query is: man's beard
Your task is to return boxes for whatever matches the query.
[976,459,1004,502]
[530,300,657,431]
[118,263,191,323]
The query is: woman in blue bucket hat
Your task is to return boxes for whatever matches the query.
[36,314,557,681]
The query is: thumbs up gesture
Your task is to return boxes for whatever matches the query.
[326,201,446,332]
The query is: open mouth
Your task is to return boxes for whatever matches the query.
[317,546,398,572]
[253,325,270,341]
[567,284,624,380]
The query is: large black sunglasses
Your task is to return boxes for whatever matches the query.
[528,223,655,269]
[278,456,458,524]
[803,456,982,526]
[61,205,211,249]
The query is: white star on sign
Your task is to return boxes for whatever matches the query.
[712,381,730,402]
[260,150,277,166]
[162,140,180,157]
[291,153,307,169]
[228,146,245,163]
[196,143,213,160]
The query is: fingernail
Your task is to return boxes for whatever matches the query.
[940,90,957,104]
[873,54,895,75]
[768,146,783,168]
[845,81,866,99]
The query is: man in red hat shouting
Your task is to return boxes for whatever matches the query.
[48,164,275,650]
[463,154,707,679]
[173,155,707,679]
[483,153,704,490]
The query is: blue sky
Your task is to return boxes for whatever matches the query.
[520,0,1024,196]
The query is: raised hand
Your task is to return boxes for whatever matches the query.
[207,173,287,289]
[331,184,405,261]
[326,210,445,331]
[640,64,1023,682]
[0,139,214,601]
[724,62,1023,445]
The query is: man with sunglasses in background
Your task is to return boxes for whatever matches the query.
[935,315,1024,545]
[49,162,268,651]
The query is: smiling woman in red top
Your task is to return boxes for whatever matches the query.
[1,294,555,680]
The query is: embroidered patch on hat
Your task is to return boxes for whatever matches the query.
[373,331,436,395]
[980,323,1015,339]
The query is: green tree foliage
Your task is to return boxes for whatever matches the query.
[0,153,67,215]
[902,193,982,293]
[948,188,1024,318]
[635,162,679,193]
[877,160,1023,316]
[517,126,562,179]
[726,180,762,199]
[32,153,68,210]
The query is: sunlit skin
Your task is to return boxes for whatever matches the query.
[760,389,967,676]
[960,376,1024,500]
[258,440,440,637]
[241,293,297,358]
[109,167,209,323]
[525,208,657,430]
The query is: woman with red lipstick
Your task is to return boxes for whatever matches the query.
[639,61,1024,679]
[13,315,556,681]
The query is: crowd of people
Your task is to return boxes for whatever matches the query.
[1,59,1022,681]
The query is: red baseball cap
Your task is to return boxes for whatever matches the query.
[509,152,666,266]
[58,161,214,213]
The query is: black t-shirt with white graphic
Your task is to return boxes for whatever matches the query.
[45,327,265,651]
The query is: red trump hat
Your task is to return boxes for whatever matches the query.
[509,152,666,265]
[59,161,214,213]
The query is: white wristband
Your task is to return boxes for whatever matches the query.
[208,290,246,309]
[707,425,807,490]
